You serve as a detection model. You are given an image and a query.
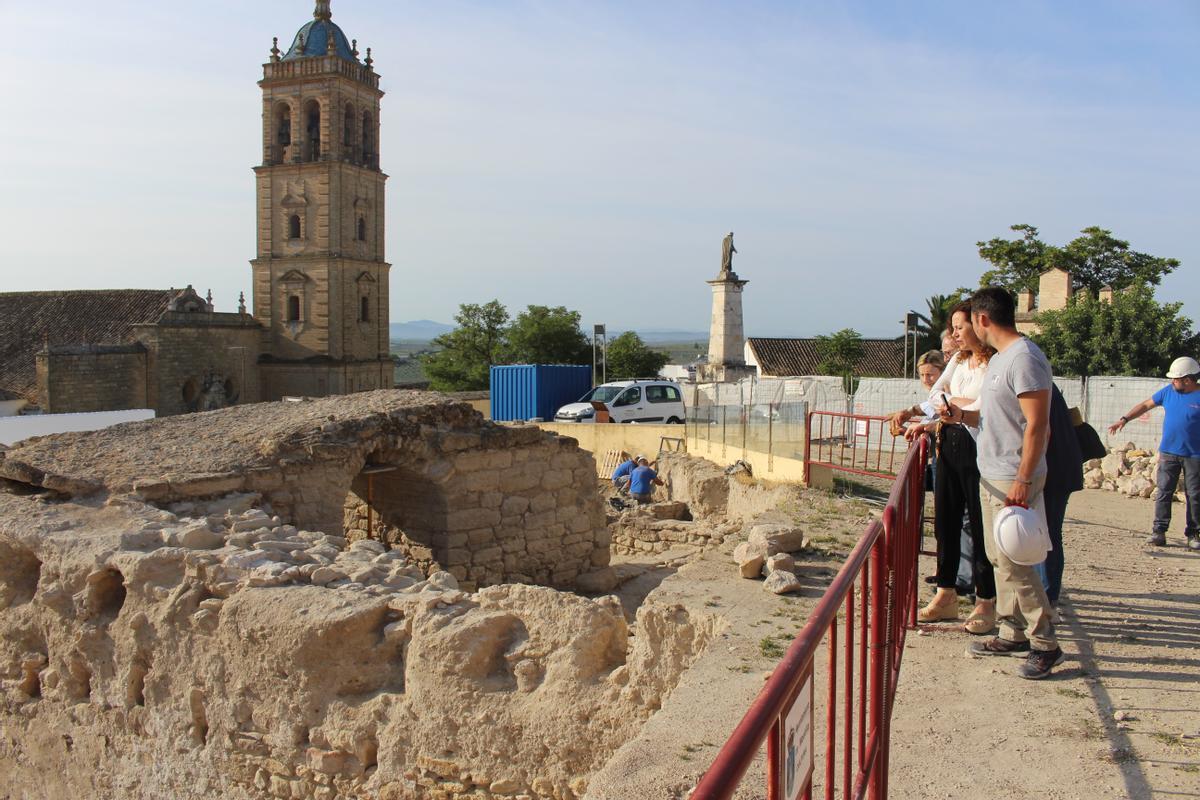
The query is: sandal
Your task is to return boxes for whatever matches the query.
[917,599,960,623]
[963,607,996,635]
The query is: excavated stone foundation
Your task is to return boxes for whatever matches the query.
[0,392,718,799]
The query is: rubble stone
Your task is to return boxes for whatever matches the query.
[764,570,803,594]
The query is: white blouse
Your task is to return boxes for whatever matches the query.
[928,354,987,434]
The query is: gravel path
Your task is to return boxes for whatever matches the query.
[588,487,1199,799]
[889,488,1200,799]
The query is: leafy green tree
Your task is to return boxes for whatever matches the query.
[506,305,591,365]
[1032,285,1199,377]
[978,224,1179,295]
[421,301,509,391]
[815,328,864,376]
[606,332,669,381]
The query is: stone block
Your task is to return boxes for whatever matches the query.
[447,508,501,531]
[764,553,795,575]
[473,546,503,564]
[748,523,807,555]
[529,494,557,514]
[733,543,765,579]
[541,471,572,491]
[467,529,495,547]
[764,570,802,594]
[501,496,530,515]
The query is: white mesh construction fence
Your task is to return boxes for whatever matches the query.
[1054,378,1085,413]
[685,373,1171,465]
[852,378,928,418]
[1083,377,1167,452]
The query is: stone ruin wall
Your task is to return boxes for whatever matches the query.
[0,391,718,799]
[341,434,610,591]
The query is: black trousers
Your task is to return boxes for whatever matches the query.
[934,425,996,599]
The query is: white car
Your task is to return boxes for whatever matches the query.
[555,380,686,424]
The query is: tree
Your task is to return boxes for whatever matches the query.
[506,305,591,365]
[421,300,509,391]
[1032,285,1199,377]
[978,224,1179,295]
[606,332,669,381]
[913,293,964,353]
[815,328,864,377]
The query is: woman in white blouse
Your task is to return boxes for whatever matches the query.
[916,302,997,634]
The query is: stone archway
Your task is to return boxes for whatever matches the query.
[343,464,451,573]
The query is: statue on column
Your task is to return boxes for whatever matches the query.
[720,232,737,276]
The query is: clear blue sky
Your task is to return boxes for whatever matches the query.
[2,1,1197,338]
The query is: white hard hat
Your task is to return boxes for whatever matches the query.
[1166,356,1200,379]
[993,505,1051,566]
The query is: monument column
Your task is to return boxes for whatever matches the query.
[700,232,755,383]
[706,273,748,367]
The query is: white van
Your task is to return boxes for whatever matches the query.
[554,379,686,424]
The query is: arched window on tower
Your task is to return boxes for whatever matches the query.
[287,295,302,322]
[361,111,374,166]
[360,296,370,323]
[343,104,355,156]
[357,217,366,242]
[289,214,302,240]
[275,103,292,163]
[304,99,322,162]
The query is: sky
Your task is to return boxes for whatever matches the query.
[1,0,1197,338]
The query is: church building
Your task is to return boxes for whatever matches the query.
[0,1,393,417]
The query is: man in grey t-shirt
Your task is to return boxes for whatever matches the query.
[941,287,1062,680]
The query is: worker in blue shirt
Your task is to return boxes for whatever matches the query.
[609,453,638,491]
[611,454,641,494]
[1110,356,1200,551]
[629,457,664,504]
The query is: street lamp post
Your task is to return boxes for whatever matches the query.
[592,324,607,386]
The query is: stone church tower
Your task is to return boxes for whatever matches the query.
[252,1,392,399]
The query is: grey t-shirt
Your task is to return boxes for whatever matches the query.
[977,337,1053,480]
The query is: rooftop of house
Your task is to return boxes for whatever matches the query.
[0,289,176,404]
[747,337,905,378]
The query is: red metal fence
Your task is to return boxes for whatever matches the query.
[693,436,927,800]
[804,411,906,485]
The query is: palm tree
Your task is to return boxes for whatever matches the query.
[913,293,960,354]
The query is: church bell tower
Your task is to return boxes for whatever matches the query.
[252,1,391,399]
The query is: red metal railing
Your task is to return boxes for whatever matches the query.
[693,436,926,800]
[804,411,905,485]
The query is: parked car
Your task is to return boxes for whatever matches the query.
[554,379,686,424]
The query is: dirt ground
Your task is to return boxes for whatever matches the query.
[587,487,1200,799]
[890,488,1200,799]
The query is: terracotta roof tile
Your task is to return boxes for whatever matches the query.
[747,337,904,378]
[0,290,175,403]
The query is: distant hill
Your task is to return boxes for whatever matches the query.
[389,320,454,340]
[616,329,707,344]
[389,321,707,344]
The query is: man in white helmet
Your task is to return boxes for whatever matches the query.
[1110,356,1200,551]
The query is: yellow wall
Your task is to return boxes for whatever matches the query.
[536,423,683,460]
[467,399,490,419]
[685,433,808,483]
[534,422,807,484]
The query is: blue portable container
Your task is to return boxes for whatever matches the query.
[490,365,592,422]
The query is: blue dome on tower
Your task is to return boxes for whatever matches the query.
[282,2,357,62]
